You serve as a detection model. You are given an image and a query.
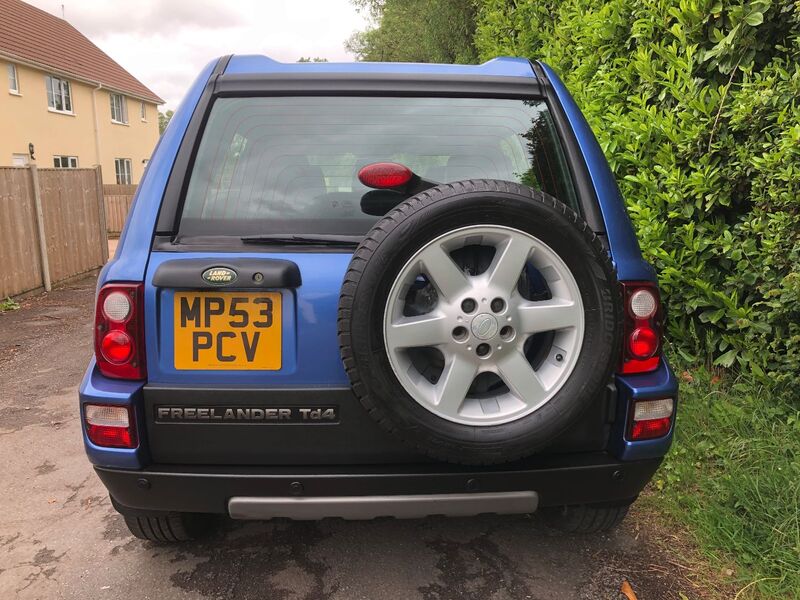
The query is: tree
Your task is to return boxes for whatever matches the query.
[158,109,174,135]
[346,0,478,64]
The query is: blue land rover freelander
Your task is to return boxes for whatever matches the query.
[80,56,678,542]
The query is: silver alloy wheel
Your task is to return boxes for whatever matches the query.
[383,225,585,426]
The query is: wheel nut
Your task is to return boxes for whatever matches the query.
[452,326,468,341]
[500,326,514,341]
[476,343,491,357]
[461,298,477,313]
[490,298,505,313]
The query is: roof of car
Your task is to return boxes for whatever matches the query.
[224,55,536,79]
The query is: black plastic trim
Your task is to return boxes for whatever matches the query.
[152,235,357,254]
[215,73,544,98]
[142,386,428,465]
[151,257,301,289]
[99,454,661,515]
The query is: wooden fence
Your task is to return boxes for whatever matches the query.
[103,184,137,236]
[0,166,108,298]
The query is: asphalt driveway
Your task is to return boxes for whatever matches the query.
[0,276,701,600]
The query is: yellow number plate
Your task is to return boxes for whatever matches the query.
[174,292,281,370]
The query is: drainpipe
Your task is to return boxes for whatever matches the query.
[91,82,103,170]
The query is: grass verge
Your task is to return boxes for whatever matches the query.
[643,365,800,598]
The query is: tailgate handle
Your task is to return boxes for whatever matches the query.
[152,258,301,289]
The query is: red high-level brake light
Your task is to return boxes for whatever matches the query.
[94,283,146,379]
[358,162,413,189]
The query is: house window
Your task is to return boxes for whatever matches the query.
[8,64,19,93]
[45,75,72,112]
[110,93,128,124]
[115,158,132,184]
[53,156,78,168]
[140,101,146,120]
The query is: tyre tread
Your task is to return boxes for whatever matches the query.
[542,502,630,534]
[123,513,200,543]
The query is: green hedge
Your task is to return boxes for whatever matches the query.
[476,0,800,392]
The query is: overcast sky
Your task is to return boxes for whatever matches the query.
[26,0,370,110]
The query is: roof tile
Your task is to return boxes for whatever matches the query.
[0,0,163,103]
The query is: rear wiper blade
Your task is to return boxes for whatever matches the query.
[240,234,362,247]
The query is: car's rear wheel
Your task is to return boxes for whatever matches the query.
[540,500,632,533]
[122,512,212,543]
[339,179,622,465]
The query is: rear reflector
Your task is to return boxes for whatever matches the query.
[84,404,137,448]
[631,417,671,440]
[358,162,413,189]
[629,398,674,441]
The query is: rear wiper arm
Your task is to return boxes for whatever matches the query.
[240,234,362,247]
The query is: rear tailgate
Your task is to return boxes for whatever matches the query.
[143,250,424,465]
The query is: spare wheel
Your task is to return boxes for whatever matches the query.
[338,179,622,465]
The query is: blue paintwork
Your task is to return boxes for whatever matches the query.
[611,360,679,460]
[144,252,349,385]
[101,58,218,284]
[538,63,655,282]
[81,54,673,469]
[225,55,536,78]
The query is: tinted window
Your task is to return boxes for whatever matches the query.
[179,97,577,237]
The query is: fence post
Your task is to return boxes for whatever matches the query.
[29,164,51,292]
[94,166,109,263]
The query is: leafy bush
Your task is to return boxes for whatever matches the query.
[347,0,478,63]
[476,0,800,393]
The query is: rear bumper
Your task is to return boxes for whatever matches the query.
[98,452,661,517]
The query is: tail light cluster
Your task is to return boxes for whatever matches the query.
[94,283,146,380]
[619,282,662,374]
[84,404,137,448]
[629,398,673,441]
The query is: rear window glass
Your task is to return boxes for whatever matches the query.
[179,97,578,237]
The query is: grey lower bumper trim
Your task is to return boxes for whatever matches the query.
[228,491,538,520]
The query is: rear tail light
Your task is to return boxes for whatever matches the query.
[629,398,673,441]
[84,404,137,448]
[94,283,146,379]
[619,282,662,374]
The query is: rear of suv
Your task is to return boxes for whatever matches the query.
[80,55,678,542]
